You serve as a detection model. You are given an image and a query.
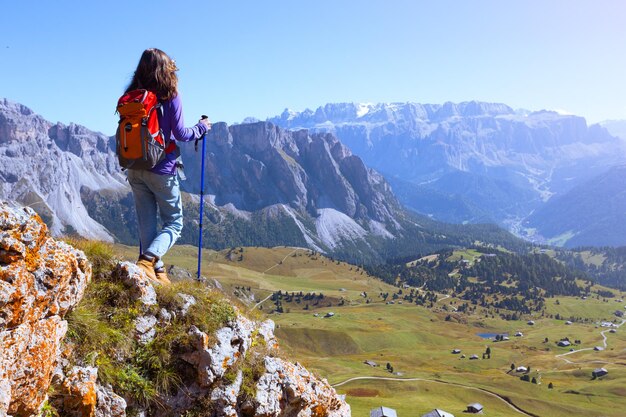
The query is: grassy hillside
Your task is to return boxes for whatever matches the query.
[116,244,626,417]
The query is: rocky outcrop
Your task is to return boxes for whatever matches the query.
[52,366,127,417]
[112,262,157,307]
[113,263,351,417]
[95,384,126,417]
[0,202,91,416]
[57,366,98,417]
[256,358,350,417]
[183,317,256,387]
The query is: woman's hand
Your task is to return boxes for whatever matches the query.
[200,116,212,131]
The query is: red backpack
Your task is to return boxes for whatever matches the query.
[115,89,167,170]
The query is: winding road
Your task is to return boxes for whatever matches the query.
[332,376,538,417]
[556,318,625,365]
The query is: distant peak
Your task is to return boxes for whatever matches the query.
[267,100,517,127]
[1,98,35,116]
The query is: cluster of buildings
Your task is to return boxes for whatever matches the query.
[370,403,484,417]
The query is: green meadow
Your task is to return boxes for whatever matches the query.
[116,244,626,416]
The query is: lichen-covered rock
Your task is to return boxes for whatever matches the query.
[183,314,256,387]
[255,358,351,417]
[58,366,98,417]
[95,384,126,417]
[258,319,278,348]
[112,262,156,306]
[210,371,243,417]
[0,317,68,416]
[171,314,350,417]
[134,315,157,344]
[0,203,91,416]
[52,369,127,417]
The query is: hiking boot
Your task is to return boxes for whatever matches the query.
[155,266,171,285]
[136,254,158,282]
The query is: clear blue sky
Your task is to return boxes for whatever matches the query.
[1,1,625,135]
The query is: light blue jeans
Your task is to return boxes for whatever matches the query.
[127,169,183,269]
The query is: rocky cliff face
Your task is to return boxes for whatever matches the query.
[0,202,91,416]
[0,203,350,416]
[269,102,626,231]
[177,122,402,252]
[181,122,398,224]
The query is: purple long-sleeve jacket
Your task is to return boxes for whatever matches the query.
[151,94,208,175]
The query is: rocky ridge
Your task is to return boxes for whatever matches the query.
[0,203,350,416]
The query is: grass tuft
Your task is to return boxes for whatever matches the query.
[38,400,60,417]
[155,280,236,337]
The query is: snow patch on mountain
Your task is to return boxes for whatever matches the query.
[356,103,374,118]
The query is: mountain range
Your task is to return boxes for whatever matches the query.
[268,102,626,246]
[4,96,626,255]
[2,98,527,264]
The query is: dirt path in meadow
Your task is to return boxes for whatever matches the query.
[247,248,309,311]
[263,248,305,274]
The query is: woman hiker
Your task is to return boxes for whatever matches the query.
[125,48,211,284]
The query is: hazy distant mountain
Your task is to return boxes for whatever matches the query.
[386,170,539,224]
[600,120,626,140]
[525,165,626,247]
[268,102,626,231]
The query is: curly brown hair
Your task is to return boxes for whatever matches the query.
[126,48,178,101]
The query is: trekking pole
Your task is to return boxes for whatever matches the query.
[196,115,209,280]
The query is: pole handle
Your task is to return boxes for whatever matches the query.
[195,115,210,152]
